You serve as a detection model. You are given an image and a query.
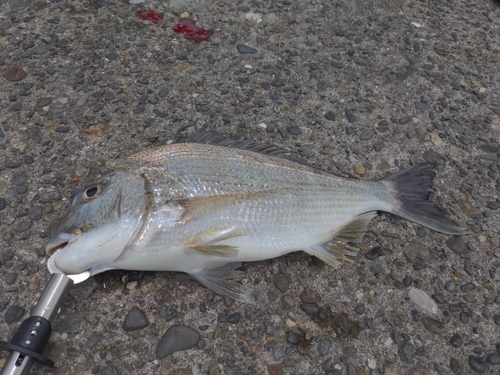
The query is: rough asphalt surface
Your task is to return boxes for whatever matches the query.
[1,0,500,374]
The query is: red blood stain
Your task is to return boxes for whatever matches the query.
[139,10,163,24]
[172,20,213,43]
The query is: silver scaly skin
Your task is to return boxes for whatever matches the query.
[46,137,466,303]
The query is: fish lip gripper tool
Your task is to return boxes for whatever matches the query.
[0,256,89,375]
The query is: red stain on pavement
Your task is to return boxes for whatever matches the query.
[172,20,213,42]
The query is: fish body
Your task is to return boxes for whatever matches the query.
[46,137,466,303]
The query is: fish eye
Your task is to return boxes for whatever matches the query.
[82,185,101,201]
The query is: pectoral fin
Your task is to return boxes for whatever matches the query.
[184,227,244,257]
[307,212,377,267]
[189,263,256,304]
[187,244,239,257]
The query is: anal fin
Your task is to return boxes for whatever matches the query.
[189,263,256,304]
[307,211,377,267]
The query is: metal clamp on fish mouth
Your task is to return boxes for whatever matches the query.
[0,257,90,375]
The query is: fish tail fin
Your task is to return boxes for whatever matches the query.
[385,163,467,235]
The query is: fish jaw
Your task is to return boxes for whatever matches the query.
[47,216,139,275]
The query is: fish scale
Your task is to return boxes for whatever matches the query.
[46,137,467,303]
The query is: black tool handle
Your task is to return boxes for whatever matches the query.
[0,273,73,375]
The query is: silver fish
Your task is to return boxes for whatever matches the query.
[46,134,466,303]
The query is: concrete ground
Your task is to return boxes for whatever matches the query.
[0,0,499,374]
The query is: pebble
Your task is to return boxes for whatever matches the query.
[365,246,382,260]
[156,325,200,359]
[228,313,241,324]
[85,334,102,348]
[122,307,149,331]
[373,141,385,151]
[282,295,295,308]
[66,347,81,357]
[408,288,438,314]
[445,236,469,257]
[300,303,319,315]
[286,126,301,135]
[3,66,27,81]
[398,341,415,363]
[345,108,356,123]
[468,356,489,373]
[318,340,330,356]
[355,166,366,175]
[267,363,283,375]
[486,353,500,365]
[286,332,300,344]
[273,273,289,293]
[105,322,118,333]
[494,315,500,326]
[421,317,445,334]
[300,288,317,304]
[450,358,464,374]
[236,44,258,54]
[450,333,462,347]
[4,305,25,324]
[359,130,374,141]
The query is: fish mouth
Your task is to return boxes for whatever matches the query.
[45,231,78,256]
[46,240,69,256]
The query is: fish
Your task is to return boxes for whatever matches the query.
[46,133,467,303]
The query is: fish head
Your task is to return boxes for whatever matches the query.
[46,168,152,275]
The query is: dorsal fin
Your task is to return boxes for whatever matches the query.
[183,130,343,176]
[185,131,292,158]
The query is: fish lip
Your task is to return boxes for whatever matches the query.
[46,239,69,256]
[45,232,78,256]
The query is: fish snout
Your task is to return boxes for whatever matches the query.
[45,227,82,256]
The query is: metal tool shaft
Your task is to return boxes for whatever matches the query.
[0,273,73,375]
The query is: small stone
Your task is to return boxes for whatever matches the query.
[282,295,295,308]
[355,166,366,175]
[105,52,119,60]
[421,317,445,334]
[156,325,200,359]
[228,313,241,324]
[373,141,385,152]
[300,303,319,315]
[85,334,102,348]
[286,126,301,135]
[180,12,190,18]
[450,333,462,347]
[3,67,27,81]
[267,363,283,375]
[122,307,149,332]
[286,332,300,344]
[359,130,374,141]
[105,322,118,333]
[487,201,500,210]
[450,358,464,375]
[430,133,442,146]
[236,44,258,54]
[273,273,289,293]
[4,305,25,324]
[66,347,81,357]
[354,304,365,315]
[486,353,500,365]
[494,315,500,326]
[365,246,382,260]
[318,340,330,356]
[300,288,317,304]
[36,97,52,108]
[468,356,489,373]
[345,108,356,123]
[445,237,469,257]
[325,111,336,121]
[398,341,415,364]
